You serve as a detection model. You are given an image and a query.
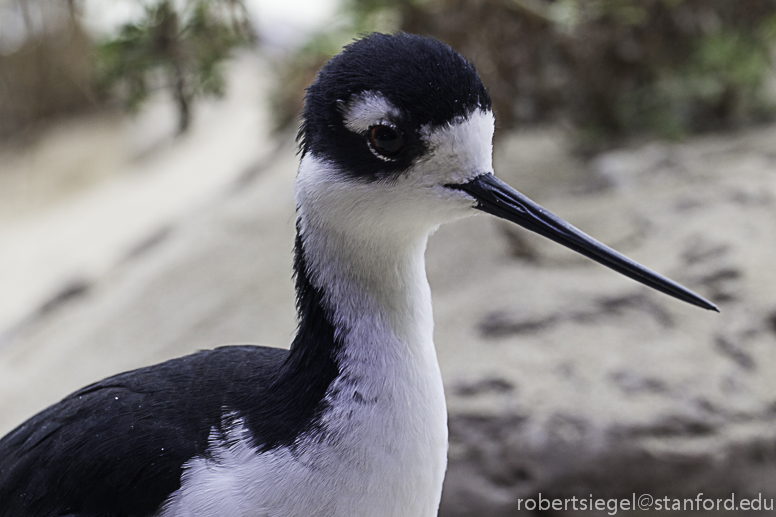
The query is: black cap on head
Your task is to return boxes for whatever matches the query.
[299,33,492,179]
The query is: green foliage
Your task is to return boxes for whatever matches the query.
[274,0,776,146]
[95,0,253,133]
[608,9,776,141]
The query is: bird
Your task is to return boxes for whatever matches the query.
[0,32,717,517]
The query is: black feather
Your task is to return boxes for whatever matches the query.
[0,223,342,517]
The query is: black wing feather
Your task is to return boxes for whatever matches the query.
[0,229,343,517]
[0,345,287,517]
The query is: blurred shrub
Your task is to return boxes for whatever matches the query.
[95,0,254,133]
[0,0,253,141]
[0,1,95,140]
[275,0,776,147]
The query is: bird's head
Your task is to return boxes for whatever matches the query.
[296,32,717,312]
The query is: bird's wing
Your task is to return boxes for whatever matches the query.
[0,345,287,517]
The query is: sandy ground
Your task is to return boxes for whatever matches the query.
[0,52,275,343]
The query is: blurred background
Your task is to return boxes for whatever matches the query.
[1,0,776,515]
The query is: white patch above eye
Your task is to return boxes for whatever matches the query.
[341,91,400,133]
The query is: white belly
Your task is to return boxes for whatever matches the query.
[157,341,448,517]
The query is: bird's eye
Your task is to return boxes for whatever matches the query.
[368,125,404,157]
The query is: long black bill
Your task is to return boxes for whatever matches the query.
[448,173,719,312]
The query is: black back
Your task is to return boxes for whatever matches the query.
[0,229,342,517]
[0,346,284,517]
[299,32,492,180]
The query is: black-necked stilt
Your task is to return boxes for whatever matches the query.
[0,33,717,517]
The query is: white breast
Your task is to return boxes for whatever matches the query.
[157,211,448,517]
[157,328,447,517]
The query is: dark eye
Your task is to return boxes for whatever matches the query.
[369,125,404,157]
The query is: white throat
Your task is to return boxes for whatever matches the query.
[289,158,448,516]
[298,212,434,352]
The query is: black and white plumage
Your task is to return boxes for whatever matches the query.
[0,33,717,517]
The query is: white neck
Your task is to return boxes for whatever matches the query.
[161,212,449,517]
[288,202,447,516]
[298,210,434,355]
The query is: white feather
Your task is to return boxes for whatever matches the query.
[341,92,400,133]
